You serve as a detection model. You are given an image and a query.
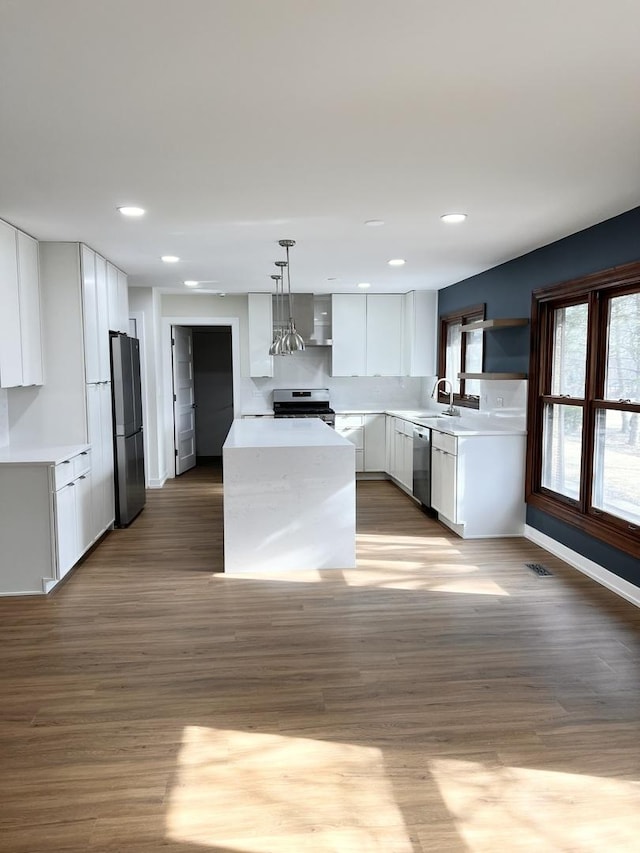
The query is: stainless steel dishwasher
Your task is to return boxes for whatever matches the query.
[413,426,433,512]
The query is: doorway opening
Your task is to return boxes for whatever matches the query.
[170,323,235,477]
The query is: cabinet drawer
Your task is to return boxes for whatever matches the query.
[335,414,364,428]
[336,426,364,449]
[432,430,457,455]
[54,458,75,489]
[73,450,91,477]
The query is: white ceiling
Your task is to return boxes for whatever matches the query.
[1,0,639,296]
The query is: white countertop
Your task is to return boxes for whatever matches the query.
[224,418,353,449]
[0,443,91,465]
[385,410,527,436]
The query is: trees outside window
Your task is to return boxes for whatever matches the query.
[527,262,640,557]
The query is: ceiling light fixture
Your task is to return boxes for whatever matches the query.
[440,213,467,224]
[365,220,384,227]
[388,259,406,266]
[269,272,286,356]
[358,282,371,289]
[117,206,145,217]
[161,255,180,263]
[184,280,198,287]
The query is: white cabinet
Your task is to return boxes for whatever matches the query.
[430,428,526,538]
[335,415,364,471]
[331,294,403,376]
[248,293,274,377]
[0,447,93,593]
[86,381,115,538]
[363,414,386,471]
[366,294,403,376]
[335,413,387,473]
[106,261,130,334]
[403,290,437,377]
[431,431,457,522]
[0,219,23,387]
[17,231,44,385]
[391,417,413,491]
[0,220,44,388]
[82,246,110,383]
[331,295,367,376]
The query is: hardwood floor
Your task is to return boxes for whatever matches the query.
[1,467,640,852]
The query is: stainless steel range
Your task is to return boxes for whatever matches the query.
[272,388,335,427]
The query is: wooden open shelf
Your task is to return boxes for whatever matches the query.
[459,372,527,380]
[460,317,529,332]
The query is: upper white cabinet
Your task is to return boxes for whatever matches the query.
[16,231,44,386]
[82,246,110,383]
[331,294,367,376]
[107,261,130,334]
[331,294,403,376]
[403,290,437,377]
[366,294,404,376]
[0,220,44,388]
[0,219,23,387]
[248,293,274,377]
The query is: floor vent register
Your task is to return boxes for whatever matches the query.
[526,562,553,577]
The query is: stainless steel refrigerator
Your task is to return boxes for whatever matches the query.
[110,332,146,527]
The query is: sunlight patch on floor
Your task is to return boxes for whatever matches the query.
[429,757,640,851]
[166,725,415,852]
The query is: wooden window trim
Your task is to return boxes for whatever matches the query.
[438,304,485,410]
[526,260,640,558]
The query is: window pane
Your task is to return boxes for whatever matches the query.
[551,303,588,397]
[541,403,583,500]
[445,321,461,395]
[605,292,640,403]
[592,409,640,525]
[464,328,482,397]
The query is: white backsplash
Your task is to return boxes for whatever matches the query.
[238,348,428,413]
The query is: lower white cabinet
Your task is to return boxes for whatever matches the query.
[335,415,364,472]
[86,382,115,538]
[390,417,414,491]
[431,432,457,521]
[335,413,388,473]
[0,446,94,594]
[363,414,386,471]
[430,428,526,538]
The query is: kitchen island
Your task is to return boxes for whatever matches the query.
[222,418,356,572]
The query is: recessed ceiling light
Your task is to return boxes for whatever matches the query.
[117,206,145,217]
[218,292,226,297]
[358,282,371,289]
[184,280,198,287]
[161,255,180,263]
[365,220,384,227]
[388,259,406,266]
[440,213,467,224]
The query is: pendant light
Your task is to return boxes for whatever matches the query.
[268,274,283,355]
[274,260,291,354]
[279,239,305,352]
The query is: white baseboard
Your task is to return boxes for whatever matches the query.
[148,474,167,489]
[524,524,640,608]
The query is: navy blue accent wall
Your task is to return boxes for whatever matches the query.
[438,205,640,587]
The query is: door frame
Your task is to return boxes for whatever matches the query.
[162,316,241,479]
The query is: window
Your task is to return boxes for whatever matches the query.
[527,262,640,557]
[438,304,485,409]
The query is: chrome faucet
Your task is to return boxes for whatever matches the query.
[432,378,460,416]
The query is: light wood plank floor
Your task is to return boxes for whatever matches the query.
[1,468,640,852]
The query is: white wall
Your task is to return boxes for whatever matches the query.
[0,390,8,447]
